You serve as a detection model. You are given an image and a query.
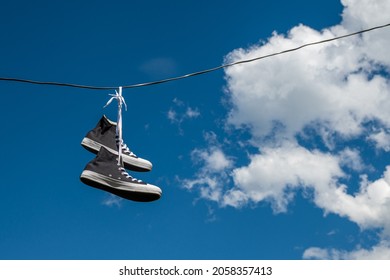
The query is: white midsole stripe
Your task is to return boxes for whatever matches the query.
[81,138,152,170]
[81,170,161,195]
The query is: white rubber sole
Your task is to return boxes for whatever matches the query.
[81,137,153,171]
[81,169,161,202]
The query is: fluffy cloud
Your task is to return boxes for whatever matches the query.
[168,98,200,123]
[102,194,123,208]
[303,241,390,260]
[225,144,390,232]
[183,145,233,203]
[368,129,390,151]
[167,98,200,133]
[315,166,390,230]
[192,147,233,172]
[223,0,390,225]
[230,142,344,212]
[224,25,390,142]
[184,0,390,259]
[339,0,390,71]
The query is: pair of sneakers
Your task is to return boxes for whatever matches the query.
[80,115,162,202]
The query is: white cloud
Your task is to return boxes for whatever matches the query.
[167,98,200,131]
[102,194,123,208]
[228,144,390,228]
[181,135,233,203]
[315,166,390,229]
[167,109,177,123]
[304,242,390,260]
[182,176,221,201]
[183,148,231,202]
[185,107,200,119]
[232,142,344,212]
[222,0,390,221]
[345,243,390,259]
[303,247,333,260]
[338,148,365,171]
[368,129,390,151]
[224,25,390,142]
[183,0,390,258]
[192,147,233,172]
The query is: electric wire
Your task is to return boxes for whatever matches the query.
[1,22,390,91]
[0,77,114,90]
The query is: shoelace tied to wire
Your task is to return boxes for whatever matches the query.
[105,87,143,183]
[104,87,127,164]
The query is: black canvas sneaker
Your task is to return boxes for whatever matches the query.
[81,115,152,172]
[80,147,162,202]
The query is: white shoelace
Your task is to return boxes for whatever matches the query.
[115,135,137,157]
[118,165,143,183]
[104,86,127,165]
[121,142,137,157]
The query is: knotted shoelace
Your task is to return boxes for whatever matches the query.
[104,87,127,165]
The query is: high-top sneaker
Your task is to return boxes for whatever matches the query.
[80,147,161,202]
[81,115,152,172]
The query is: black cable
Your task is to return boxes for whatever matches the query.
[1,22,390,91]
[0,77,115,90]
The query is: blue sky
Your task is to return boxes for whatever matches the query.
[1,0,390,260]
